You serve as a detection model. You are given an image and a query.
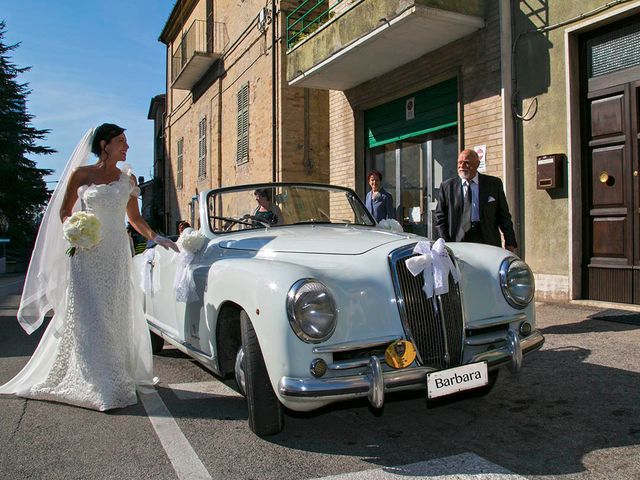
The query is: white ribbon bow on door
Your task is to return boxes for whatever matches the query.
[404,238,460,298]
[140,248,161,295]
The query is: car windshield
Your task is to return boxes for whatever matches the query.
[206,184,375,234]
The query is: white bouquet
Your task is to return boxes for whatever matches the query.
[377,218,404,233]
[63,211,102,256]
[176,227,207,254]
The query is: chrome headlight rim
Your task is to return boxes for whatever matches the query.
[286,278,337,344]
[499,257,535,309]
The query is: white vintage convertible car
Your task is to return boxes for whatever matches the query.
[135,182,543,436]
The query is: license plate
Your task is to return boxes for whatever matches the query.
[426,361,488,399]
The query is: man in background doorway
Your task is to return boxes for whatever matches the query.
[434,149,517,252]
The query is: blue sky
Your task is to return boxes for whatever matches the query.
[2,1,176,184]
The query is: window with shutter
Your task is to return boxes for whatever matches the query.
[177,138,184,189]
[236,83,249,165]
[198,117,207,178]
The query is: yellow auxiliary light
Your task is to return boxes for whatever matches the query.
[310,358,328,378]
[385,340,416,369]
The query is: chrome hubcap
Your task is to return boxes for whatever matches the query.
[235,347,246,396]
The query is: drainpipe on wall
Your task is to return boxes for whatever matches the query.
[272,0,277,183]
[217,80,223,189]
[500,0,520,253]
[164,47,171,235]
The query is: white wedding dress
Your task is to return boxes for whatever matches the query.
[0,167,156,411]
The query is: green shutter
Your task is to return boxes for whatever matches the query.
[236,83,249,165]
[364,78,458,148]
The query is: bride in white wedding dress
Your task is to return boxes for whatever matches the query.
[0,124,179,411]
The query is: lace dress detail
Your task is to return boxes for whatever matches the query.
[22,171,152,410]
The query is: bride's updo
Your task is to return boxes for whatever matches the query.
[91,123,125,156]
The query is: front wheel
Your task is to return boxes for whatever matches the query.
[240,311,283,436]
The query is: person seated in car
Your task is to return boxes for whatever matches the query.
[251,188,284,226]
[178,220,191,234]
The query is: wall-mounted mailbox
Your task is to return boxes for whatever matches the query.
[536,154,563,190]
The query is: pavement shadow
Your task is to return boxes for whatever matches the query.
[0,316,47,358]
[141,340,639,477]
[541,315,640,335]
[259,346,640,477]
[3,300,638,477]
[541,319,640,335]
[588,308,640,326]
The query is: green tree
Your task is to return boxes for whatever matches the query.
[0,20,54,262]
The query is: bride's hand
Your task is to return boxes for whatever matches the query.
[154,235,180,252]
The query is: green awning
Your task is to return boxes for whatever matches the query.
[365,77,458,148]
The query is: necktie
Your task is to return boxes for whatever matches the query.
[456,181,472,241]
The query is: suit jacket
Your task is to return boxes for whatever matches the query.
[434,173,517,248]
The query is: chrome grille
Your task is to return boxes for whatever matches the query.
[389,244,465,369]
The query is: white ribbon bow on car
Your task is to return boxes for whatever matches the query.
[404,238,460,298]
[174,250,198,303]
[140,248,160,295]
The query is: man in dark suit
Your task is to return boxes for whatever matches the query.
[434,149,517,252]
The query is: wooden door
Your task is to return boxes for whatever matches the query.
[586,81,639,303]
[633,80,640,303]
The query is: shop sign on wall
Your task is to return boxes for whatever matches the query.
[406,97,415,120]
[474,145,486,172]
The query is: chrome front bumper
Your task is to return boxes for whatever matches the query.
[278,329,544,408]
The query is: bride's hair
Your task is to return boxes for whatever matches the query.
[91,123,125,156]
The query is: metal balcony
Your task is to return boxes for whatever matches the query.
[286,0,344,50]
[286,0,485,91]
[172,19,226,90]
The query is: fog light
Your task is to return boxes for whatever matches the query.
[310,358,327,378]
[519,321,532,336]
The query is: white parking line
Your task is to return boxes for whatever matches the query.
[168,381,242,401]
[309,453,526,479]
[139,390,214,480]
[144,382,523,480]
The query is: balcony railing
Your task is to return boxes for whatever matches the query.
[286,0,343,50]
[171,19,226,89]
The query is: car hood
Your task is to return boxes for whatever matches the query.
[217,225,410,255]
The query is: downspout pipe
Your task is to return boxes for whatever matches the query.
[500,0,520,253]
[164,46,171,234]
[272,0,277,182]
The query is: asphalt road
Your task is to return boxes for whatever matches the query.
[0,273,639,480]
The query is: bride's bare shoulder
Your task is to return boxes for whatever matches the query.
[69,165,97,185]
[74,165,100,174]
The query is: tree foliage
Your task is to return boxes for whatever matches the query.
[0,20,55,261]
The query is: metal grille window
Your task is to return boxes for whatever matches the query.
[198,117,207,178]
[176,138,184,189]
[587,21,640,78]
[236,82,249,165]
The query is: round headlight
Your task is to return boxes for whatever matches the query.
[286,279,337,343]
[499,257,535,309]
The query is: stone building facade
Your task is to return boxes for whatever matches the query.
[513,0,640,303]
[142,94,167,231]
[160,0,329,232]
[285,0,640,305]
[158,0,640,306]
[287,0,505,238]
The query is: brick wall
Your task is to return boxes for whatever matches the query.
[329,90,355,217]
[163,0,330,232]
[281,87,330,182]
